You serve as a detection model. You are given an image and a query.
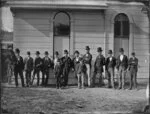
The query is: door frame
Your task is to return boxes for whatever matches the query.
[52,11,74,58]
[110,11,134,57]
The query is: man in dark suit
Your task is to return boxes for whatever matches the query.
[83,46,92,87]
[116,48,128,89]
[61,50,72,87]
[24,51,34,87]
[105,50,116,89]
[41,51,52,87]
[33,51,42,86]
[128,52,138,90]
[14,48,25,87]
[92,47,105,87]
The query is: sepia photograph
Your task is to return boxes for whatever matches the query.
[0,0,150,114]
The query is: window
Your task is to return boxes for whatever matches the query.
[54,12,70,36]
[114,14,129,37]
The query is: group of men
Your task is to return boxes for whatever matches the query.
[7,45,138,90]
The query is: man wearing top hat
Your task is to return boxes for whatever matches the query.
[14,48,25,87]
[61,50,72,87]
[41,51,52,87]
[92,47,105,87]
[83,46,92,87]
[116,48,128,89]
[105,50,116,89]
[24,51,34,87]
[128,52,138,90]
[32,51,42,86]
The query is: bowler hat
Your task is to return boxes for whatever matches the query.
[85,46,90,50]
[45,51,49,55]
[131,52,135,56]
[55,51,59,55]
[119,48,124,52]
[27,51,30,55]
[97,47,103,52]
[64,50,68,54]
[36,51,40,55]
[74,50,79,54]
[15,48,20,53]
[108,50,113,54]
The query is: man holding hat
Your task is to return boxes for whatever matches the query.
[128,52,138,90]
[105,50,116,88]
[61,50,72,87]
[41,51,52,87]
[92,47,105,87]
[24,51,34,87]
[14,48,25,87]
[83,46,92,87]
[116,48,128,89]
[32,51,42,86]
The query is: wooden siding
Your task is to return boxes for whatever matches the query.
[105,5,149,79]
[14,10,53,58]
[73,11,105,59]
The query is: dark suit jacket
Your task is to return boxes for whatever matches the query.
[14,56,24,71]
[34,57,42,70]
[94,55,105,73]
[83,53,92,66]
[105,56,116,70]
[128,57,138,72]
[42,57,52,71]
[61,56,72,70]
[116,55,128,70]
[24,57,34,71]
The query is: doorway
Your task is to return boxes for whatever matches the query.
[53,12,70,57]
[114,13,130,57]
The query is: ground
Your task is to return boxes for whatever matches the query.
[1,84,148,114]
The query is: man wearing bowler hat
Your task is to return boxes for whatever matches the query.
[41,51,52,87]
[105,50,116,88]
[24,51,34,87]
[14,48,25,87]
[116,48,128,89]
[61,50,72,87]
[83,46,92,87]
[92,47,105,87]
[128,52,138,90]
[32,51,42,86]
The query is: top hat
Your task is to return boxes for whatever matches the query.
[45,51,49,55]
[74,50,79,54]
[64,50,68,54]
[55,51,59,55]
[36,51,40,55]
[119,48,124,52]
[15,48,20,53]
[108,50,113,54]
[85,46,90,50]
[27,51,30,55]
[97,47,103,52]
[131,52,135,56]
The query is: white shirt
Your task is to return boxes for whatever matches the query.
[120,55,124,61]
[76,57,79,62]
[109,57,112,61]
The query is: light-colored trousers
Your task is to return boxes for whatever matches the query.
[77,73,85,88]
[85,64,91,86]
